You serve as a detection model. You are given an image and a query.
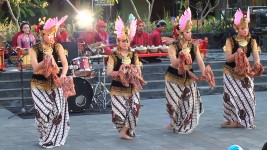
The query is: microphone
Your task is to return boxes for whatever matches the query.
[27,33,32,46]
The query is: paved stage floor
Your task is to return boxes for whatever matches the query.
[0,91,266,150]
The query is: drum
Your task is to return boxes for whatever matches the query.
[17,48,31,69]
[71,56,94,78]
[67,77,93,112]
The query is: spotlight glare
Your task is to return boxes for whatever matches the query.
[76,11,94,28]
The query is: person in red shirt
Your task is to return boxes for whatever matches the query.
[130,20,150,47]
[95,20,112,55]
[54,23,69,42]
[149,20,166,46]
[78,25,97,55]
[79,26,96,45]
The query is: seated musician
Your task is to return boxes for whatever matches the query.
[149,20,166,46]
[95,20,112,55]
[130,20,150,47]
[54,23,69,42]
[78,25,97,51]
[145,20,167,63]
[17,21,36,68]
[17,21,36,49]
[130,20,150,63]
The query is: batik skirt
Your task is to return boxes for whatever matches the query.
[111,92,141,137]
[165,81,203,134]
[31,87,70,148]
[223,74,256,128]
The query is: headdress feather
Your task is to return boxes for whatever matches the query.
[234,8,243,26]
[179,8,192,32]
[129,18,137,39]
[43,15,68,31]
[114,15,136,41]
[115,16,124,39]
[234,7,250,26]
[246,7,250,23]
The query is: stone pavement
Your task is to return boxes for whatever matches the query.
[0,91,267,150]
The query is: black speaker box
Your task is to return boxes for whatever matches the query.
[60,42,79,63]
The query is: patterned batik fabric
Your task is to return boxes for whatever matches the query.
[31,87,70,148]
[111,93,141,137]
[165,81,203,134]
[223,74,256,128]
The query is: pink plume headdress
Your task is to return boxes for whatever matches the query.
[234,7,250,31]
[179,7,192,32]
[41,15,68,35]
[114,16,136,41]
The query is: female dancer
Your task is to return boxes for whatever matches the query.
[29,16,70,148]
[106,16,146,140]
[221,8,264,128]
[165,8,214,134]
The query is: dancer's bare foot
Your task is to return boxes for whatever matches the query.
[167,124,173,130]
[221,121,243,128]
[120,133,133,140]
[229,122,243,128]
[221,121,230,128]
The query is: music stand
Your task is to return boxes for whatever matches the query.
[8,54,34,119]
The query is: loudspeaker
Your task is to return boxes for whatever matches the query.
[60,42,79,62]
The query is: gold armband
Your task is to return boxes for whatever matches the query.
[169,54,176,58]
[253,46,261,52]
[107,62,114,67]
[223,46,231,52]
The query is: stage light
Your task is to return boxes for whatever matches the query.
[76,11,94,28]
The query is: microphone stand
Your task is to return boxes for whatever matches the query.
[3,41,17,65]
[8,54,33,119]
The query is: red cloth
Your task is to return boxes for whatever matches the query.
[12,31,23,47]
[130,31,150,47]
[55,30,68,42]
[78,31,96,45]
[149,28,162,46]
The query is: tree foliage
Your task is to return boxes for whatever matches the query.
[103,0,119,4]
[0,0,48,31]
